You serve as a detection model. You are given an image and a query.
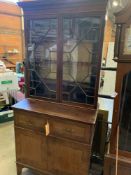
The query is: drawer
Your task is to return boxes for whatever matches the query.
[14,110,47,133]
[14,110,94,144]
[49,119,92,144]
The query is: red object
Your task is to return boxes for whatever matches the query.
[18,77,25,92]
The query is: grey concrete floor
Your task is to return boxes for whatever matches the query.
[0,121,35,175]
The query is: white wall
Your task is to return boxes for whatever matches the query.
[99,42,117,123]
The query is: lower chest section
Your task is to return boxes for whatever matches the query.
[14,110,95,175]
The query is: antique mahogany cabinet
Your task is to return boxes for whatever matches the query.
[104,2,131,175]
[13,0,107,174]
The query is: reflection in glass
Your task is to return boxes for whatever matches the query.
[119,71,131,152]
[62,17,100,104]
[28,19,57,99]
[124,25,131,55]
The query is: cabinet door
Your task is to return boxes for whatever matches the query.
[27,18,58,99]
[15,128,48,171]
[62,16,101,105]
[119,71,131,152]
[47,136,90,175]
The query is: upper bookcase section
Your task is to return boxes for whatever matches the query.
[18,0,108,108]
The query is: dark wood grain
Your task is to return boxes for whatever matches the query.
[104,154,131,175]
[13,98,97,125]
[104,2,131,174]
[14,1,107,175]
[14,103,94,175]
[18,0,107,108]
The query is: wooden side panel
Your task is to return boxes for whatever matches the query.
[104,155,131,175]
[15,127,48,171]
[110,64,131,154]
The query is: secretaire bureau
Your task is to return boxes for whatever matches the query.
[13,0,108,174]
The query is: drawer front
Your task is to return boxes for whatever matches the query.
[14,110,94,144]
[14,110,47,133]
[49,119,92,143]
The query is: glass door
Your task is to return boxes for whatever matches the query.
[119,71,131,152]
[26,15,103,106]
[62,16,101,105]
[27,18,58,99]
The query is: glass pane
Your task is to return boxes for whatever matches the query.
[28,18,57,99]
[123,25,131,55]
[62,17,100,104]
[119,71,131,152]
